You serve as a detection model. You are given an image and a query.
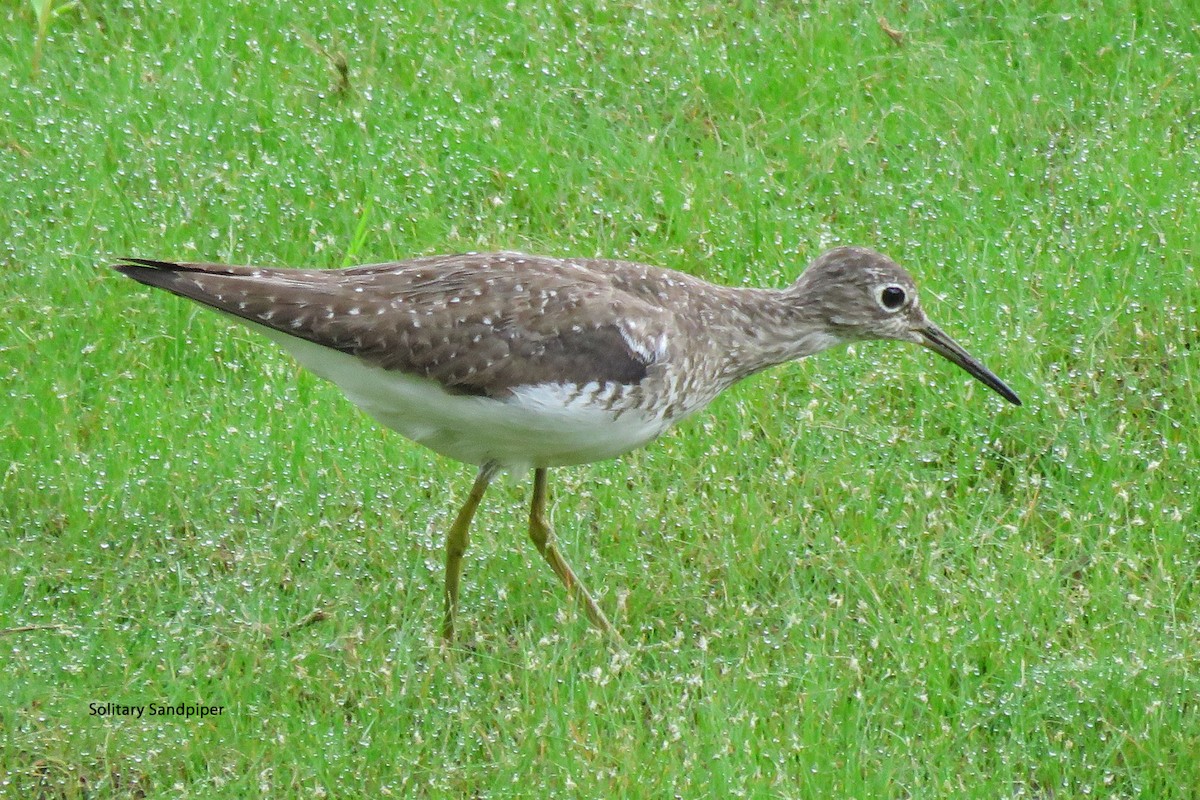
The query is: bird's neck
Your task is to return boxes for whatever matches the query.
[699,284,842,388]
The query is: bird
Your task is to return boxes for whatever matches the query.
[113,246,1021,642]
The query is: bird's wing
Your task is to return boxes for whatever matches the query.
[113,254,671,398]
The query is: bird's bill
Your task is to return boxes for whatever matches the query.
[917,322,1022,406]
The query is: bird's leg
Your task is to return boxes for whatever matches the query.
[443,462,499,640]
[528,468,623,643]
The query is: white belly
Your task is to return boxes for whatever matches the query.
[260,329,673,472]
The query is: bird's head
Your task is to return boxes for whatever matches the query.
[791,247,1021,406]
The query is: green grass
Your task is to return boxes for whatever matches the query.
[2,0,1197,796]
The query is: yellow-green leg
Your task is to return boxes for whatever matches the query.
[443,463,498,640]
[528,468,623,643]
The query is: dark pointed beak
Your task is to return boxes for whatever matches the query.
[917,322,1021,406]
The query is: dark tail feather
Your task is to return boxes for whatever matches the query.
[112,259,193,292]
[113,257,242,284]
[111,258,253,316]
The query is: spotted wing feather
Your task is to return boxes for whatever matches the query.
[113,255,667,397]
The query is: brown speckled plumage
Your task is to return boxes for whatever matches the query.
[115,249,944,419]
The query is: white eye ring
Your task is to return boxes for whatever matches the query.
[876,284,907,312]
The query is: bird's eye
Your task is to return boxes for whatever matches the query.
[879,285,906,311]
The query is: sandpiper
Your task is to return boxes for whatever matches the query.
[114,247,1020,642]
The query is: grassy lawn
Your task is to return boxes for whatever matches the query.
[2,0,1197,796]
